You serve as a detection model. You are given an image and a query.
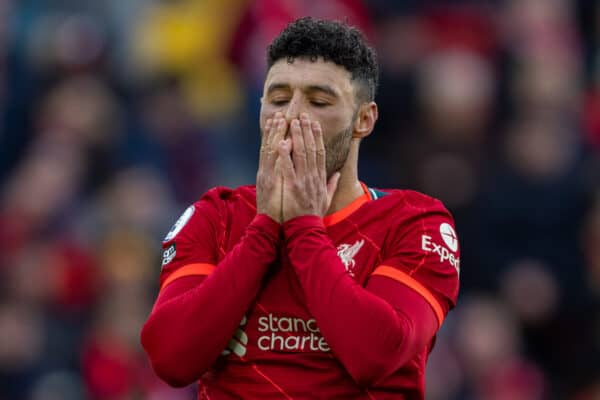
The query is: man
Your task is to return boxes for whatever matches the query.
[141,17,460,399]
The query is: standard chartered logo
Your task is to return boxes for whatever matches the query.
[257,314,330,352]
[222,314,331,358]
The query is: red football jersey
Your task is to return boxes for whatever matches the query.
[144,183,460,399]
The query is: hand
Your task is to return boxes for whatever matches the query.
[256,113,287,223]
[278,114,341,222]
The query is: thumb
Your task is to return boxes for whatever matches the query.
[326,172,341,209]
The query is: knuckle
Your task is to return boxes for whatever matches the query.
[257,173,268,185]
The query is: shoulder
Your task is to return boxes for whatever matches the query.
[187,185,257,215]
[370,188,452,220]
[374,189,460,307]
[197,185,256,205]
[371,188,458,255]
[163,185,256,242]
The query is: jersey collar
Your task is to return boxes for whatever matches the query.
[323,182,372,227]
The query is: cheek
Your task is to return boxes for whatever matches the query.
[259,104,280,132]
[317,110,353,138]
[259,108,269,134]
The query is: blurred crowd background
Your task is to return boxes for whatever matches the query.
[0,0,598,399]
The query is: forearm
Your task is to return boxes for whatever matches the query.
[141,214,279,386]
[284,216,436,386]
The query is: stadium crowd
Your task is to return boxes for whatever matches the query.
[0,0,598,399]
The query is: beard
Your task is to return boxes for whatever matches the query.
[324,122,353,179]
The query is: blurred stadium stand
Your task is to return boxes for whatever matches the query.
[0,0,598,399]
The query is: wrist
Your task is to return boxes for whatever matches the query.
[251,214,282,241]
[283,211,322,224]
[282,215,325,241]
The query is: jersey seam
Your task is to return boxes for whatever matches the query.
[399,193,429,276]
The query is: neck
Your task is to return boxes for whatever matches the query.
[327,139,365,215]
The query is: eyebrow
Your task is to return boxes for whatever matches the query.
[266,83,339,98]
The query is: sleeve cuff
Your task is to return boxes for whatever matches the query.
[283,215,326,241]
[251,213,281,241]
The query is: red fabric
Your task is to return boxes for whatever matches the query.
[141,213,280,387]
[49,243,100,310]
[584,89,600,149]
[422,5,498,57]
[82,334,139,399]
[283,215,438,386]
[227,0,373,82]
[140,185,460,398]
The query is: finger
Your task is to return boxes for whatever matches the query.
[265,112,283,147]
[313,120,326,180]
[302,115,317,174]
[290,119,306,177]
[265,117,287,169]
[273,157,285,222]
[271,117,287,151]
[262,118,273,143]
[259,118,273,166]
[261,112,282,162]
[326,172,341,210]
[277,138,296,181]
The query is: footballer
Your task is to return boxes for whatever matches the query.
[141,17,460,399]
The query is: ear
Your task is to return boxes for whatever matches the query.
[352,101,378,139]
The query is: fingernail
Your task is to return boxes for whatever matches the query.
[292,119,300,127]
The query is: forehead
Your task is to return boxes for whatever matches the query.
[264,58,355,97]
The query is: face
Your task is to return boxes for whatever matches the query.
[260,58,359,177]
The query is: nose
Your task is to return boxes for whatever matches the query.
[284,92,304,123]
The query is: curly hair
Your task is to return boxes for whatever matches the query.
[267,17,379,103]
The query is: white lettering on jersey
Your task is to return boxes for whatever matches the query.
[421,234,460,274]
[161,244,176,267]
[256,314,330,353]
[337,239,364,277]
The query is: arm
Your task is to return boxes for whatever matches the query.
[141,214,279,387]
[284,216,443,386]
[276,116,459,386]
[142,115,289,387]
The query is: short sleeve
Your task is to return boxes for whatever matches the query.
[373,196,460,326]
[158,189,223,291]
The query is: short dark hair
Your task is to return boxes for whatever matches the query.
[267,17,379,103]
